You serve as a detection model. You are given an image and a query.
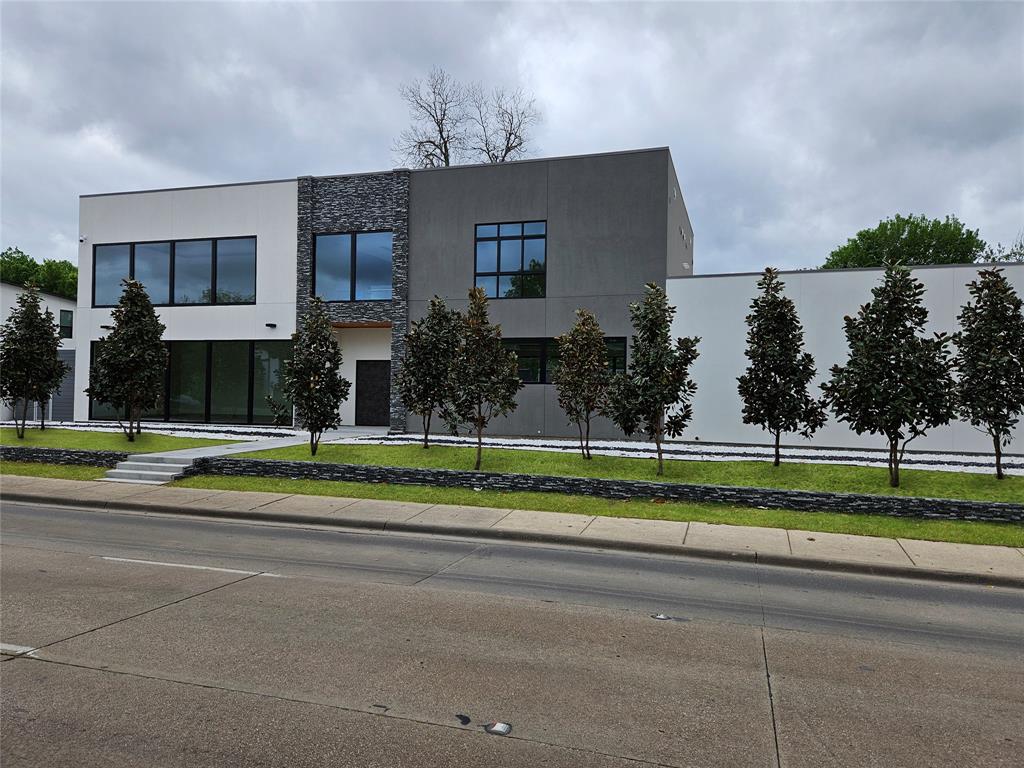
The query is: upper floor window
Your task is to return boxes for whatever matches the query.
[474,221,545,299]
[313,232,393,302]
[92,237,256,307]
[59,310,73,339]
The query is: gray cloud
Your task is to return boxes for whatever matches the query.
[2,1,1021,273]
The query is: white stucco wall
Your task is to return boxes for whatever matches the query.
[74,180,298,420]
[667,263,1024,454]
[333,327,392,426]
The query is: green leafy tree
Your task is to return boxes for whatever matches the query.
[822,265,956,487]
[602,283,700,476]
[86,279,168,441]
[397,296,461,448]
[0,247,78,300]
[553,308,610,459]
[0,285,68,438]
[822,214,986,269]
[440,287,522,470]
[283,297,350,456]
[36,259,79,299]
[0,247,39,287]
[954,268,1024,479]
[737,268,827,466]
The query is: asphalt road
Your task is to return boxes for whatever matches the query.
[1,501,1022,767]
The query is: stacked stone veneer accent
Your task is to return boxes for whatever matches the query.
[188,457,1024,523]
[296,170,411,431]
[1,445,127,467]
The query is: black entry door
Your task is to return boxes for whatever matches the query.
[355,360,391,426]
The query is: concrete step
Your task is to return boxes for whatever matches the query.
[104,468,183,483]
[97,477,168,485]
[126,454,196,466]
[116,461,191,473]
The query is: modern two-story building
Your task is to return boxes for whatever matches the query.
[75,147,693,438]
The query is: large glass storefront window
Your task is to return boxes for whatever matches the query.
[252,340,293,424]
[168,342,208,421]
[209,341,251,423]
[90,339,292,424]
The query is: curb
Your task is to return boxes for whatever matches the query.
[5,490,1023,590]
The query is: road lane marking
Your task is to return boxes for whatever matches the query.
[0,643,40,657]
[97,556,287,577]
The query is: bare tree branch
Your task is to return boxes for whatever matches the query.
[393,66,468,168]
[467,84,541,163]
[395,68,542,167]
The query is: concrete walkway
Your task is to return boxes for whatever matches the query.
[2,474,1022,587]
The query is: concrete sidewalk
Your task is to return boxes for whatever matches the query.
[2,474,1022,587]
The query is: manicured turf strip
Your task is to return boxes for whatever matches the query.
[0,461,108,481]
[1,427,237,453]
[175,474,1024,548]
[233,443,1024,504]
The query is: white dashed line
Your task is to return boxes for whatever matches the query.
[97,556,287,577]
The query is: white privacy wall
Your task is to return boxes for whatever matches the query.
[667,263,1024,454]
[74,180,298,421]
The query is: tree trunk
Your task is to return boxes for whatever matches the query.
[655,411,665,476]
[577,422,586,459]
[423,412,431,449]
[888,439,899,488]
[474,423,483,471]
[773,431,781,467]
[584,418,592,461]
[310,431,319,457]
[38,401,46,431]
[994,434,1004,480]
[17,399,29,438]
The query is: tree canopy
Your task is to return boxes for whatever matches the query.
[283,297,350,456]
[0,285,68,437]
[822,214,986,269]
[602,284,700,476]
[440,287,522,470]
[86,279,168,441]
[1,247,78,300]
[822,265,955,487]
[955,268,1024,479]
[553,308,611,459]
[397,296,461,448]
[737,268,826,464]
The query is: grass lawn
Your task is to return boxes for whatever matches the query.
[1,427,237,453]
[233,443,1024,504]
[0,461,108,480]
[175,474,1024,547]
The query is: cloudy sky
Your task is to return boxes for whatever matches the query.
[2,1,1021,273]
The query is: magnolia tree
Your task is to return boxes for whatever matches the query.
[955,268,1024,479]
[397,296,461,448]
[737,268,826,465]
[823,265,955,487]
[553,308,610,459]
[441,287,522,470]
[0,285,68,437]
[86,279,167,441]
[603,284,700,476]
[283,297,350,456]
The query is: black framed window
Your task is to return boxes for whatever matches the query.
[313,231,393,302]
[58,310,73,339]
[91,237,256,307]
[93,244,130,306]
[475,221,545,299]
[502,337,628,384]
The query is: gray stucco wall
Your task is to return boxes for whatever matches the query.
[296,171,410,431]
[408,148,679,438]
